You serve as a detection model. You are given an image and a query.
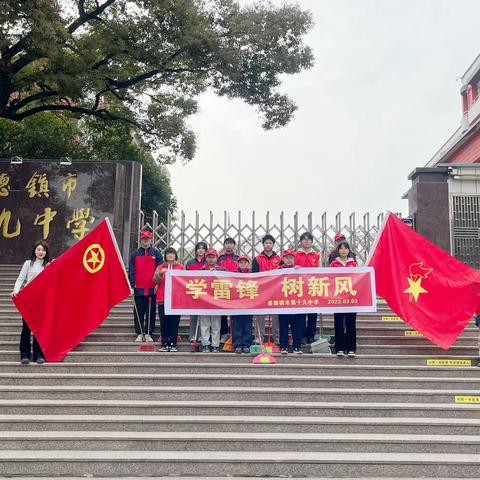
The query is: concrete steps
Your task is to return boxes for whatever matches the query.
[0,263,479,477]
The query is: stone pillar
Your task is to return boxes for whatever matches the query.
[405,167,450,252]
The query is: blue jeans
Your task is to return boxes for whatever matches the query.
[233,315,253,349]
[279,314,303,349]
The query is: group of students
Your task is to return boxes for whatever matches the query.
[128,230,359,357]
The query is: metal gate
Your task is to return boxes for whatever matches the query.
[451,195,480,269]
[139,210,387,265]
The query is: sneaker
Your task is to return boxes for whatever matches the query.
[211,347,219,353]
[280,348,288,355]
[347,351,356,357]
[145,334,154,343]
[135,334,143,343]
[293,348,303,354]
[242,347,250,354]
[202,346,210,353]
[36,357,45,364]
[235,347,242,354]
[169,346,178,352]
[20,357,30,365]
[336,351,345,357]
[157,345,168,352]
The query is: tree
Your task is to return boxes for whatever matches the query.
[0,0,314,164]
[0,112,176,218]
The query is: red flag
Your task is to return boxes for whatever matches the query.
[368,212,480,349]
[13,218,131,361]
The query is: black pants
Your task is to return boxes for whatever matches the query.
[232,315,253,349]
[279,314,303,349]
[20,319,44,360]
[133,295,156,335]
[334,312,357,353]
[220,315,229,336]
[158,304,181,346]
[301,313,318,340]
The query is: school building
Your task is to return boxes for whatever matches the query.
[405,54,480,269]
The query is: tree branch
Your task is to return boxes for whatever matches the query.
[68,0,117,34]
[9,90,59,112]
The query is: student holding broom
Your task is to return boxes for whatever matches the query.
[128,230,163,343]
[233,255,253,354]
[154,247,184,352]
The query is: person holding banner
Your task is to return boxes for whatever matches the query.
[278,250,303,354]
[295,232,320,344]
[251,234,281,343]
[128,230,163,343]
[185,241,208,341]
[11,241,50,364]
[232,255,253,354]
[330,241,358,357]
[200,249,225,352]
[154,247,184,352]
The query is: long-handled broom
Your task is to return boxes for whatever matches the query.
[252,318,276,364]
[133,298,156,352]
[190,317,201,353]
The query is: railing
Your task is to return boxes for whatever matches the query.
[139,211,388,265]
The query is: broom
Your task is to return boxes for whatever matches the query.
[222,316,234,352]
[190,317,201,353]
[263,315,280,353]
[133,297,156,352]
[252,318,276,364]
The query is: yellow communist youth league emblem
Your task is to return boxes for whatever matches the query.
[83,244,105,273]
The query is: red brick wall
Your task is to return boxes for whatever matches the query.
[449,130,480,164]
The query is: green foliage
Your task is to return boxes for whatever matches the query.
[1,0,314,164]
[0,112,176,218]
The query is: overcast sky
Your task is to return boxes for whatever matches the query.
[167,0,479,225]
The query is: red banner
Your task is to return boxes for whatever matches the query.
[165,267,376,315]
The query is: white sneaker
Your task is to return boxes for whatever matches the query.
[135,334,143,343]
[336,351,345,357]
[347,351,356,357]
[145,334,154,343]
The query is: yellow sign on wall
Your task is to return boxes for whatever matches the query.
[455,395,480,403]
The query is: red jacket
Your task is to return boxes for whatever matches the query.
[185,257,205,271]
[329,257,358,268]
[217,253,239,272]
[295,250,320,268]
[155,263,184,303]
[252,252,281,272]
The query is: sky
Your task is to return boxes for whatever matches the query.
[167,0,480,225]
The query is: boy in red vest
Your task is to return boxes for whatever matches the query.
[295,231,320,344]
[128,230,163,342]
[252,234,281,343]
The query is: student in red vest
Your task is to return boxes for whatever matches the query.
[233,255,253,354]
[330,240,358,357]
[251,234,281,342]
[185,241,208,341]
[295,231,320,344]
[217,238,239,341]
[154,247,184,352]
[200,249,225,352]
[327,233,357,265]
[11,241,50,364]
[278,250,303,354]
[128,230,163,342]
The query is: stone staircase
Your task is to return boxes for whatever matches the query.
[0,263,479,478]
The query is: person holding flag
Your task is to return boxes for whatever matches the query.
[128,230,163,343]
[11,241,50,364]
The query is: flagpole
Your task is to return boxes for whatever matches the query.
[105,217,132,292]
[365,211,391,265]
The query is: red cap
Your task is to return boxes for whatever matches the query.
[140,230,153,239]
[282,249,296,258]
[238,255,251,263]
[334,233,346,242]
[206,248,218,257]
